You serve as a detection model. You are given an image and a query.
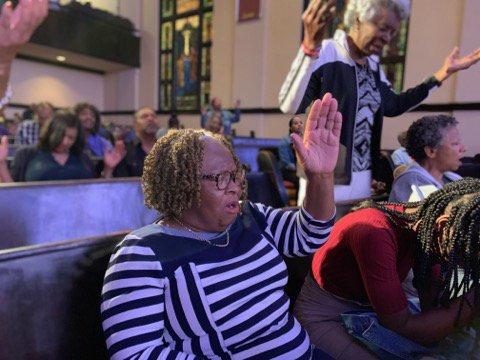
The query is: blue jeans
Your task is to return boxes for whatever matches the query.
[341,301,430,360]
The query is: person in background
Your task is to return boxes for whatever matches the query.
[279,0,480,202]
[107,123,125,142]
[391,130,412,167]
[168,113,180,129]
[22,107,34,122]
[203,112,224,134]
[0,118,8,137]
[122,124,136,143]
[74,102,113,157]
[13,112,21,123]
[295,179,480,359]
[0,118,18,138]
[389,115,465,202]
[11,111,122,182]
[156,113,181,138]
[279,115,304,186]
[114,106,159,177]
[101,93,341,359]
[201,97,241,136]
[17,101,54,145]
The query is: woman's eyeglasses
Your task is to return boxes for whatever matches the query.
[201,168,246,190]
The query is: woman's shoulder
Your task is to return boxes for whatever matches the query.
[394,164,440,189]
[338,208,395,234]
[115,224,215,266]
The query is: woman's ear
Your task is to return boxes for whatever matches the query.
[424,146,437,159]
[434,213,450,256]
[435,214,449,230]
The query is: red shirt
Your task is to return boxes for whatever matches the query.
[312,207,416,315]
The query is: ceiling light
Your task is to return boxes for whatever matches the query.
[56,55,66,62]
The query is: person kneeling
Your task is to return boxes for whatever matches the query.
[295,178,480,359]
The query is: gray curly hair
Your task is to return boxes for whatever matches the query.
[343,0,410,29]
[405,115,459,164]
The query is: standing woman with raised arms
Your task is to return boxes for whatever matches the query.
[279,0,480,202]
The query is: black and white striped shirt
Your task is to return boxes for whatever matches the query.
[101,202,334,359]
[18,119,40,145]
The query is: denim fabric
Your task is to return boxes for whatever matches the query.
[341,301,430,359]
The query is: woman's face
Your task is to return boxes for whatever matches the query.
[54,127,78,154]
[432,126,465,172]
[181,137,243,232]
[78,108,96,132]
[207,116,223,134]
[354,7,401,56]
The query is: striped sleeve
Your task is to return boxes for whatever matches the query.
[251,203,334,258]
[101,236,199,360]
[278,47,317,114]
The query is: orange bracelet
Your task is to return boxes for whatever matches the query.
[301,42,319,58]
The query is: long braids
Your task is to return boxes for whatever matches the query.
[414,179,480,306]
[354,178,480,308]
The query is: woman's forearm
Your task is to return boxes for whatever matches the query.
[303,172,335,221]
[380,289,479,345]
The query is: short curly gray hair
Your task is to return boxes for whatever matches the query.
[344,0,410,29]
[405,115,459,163]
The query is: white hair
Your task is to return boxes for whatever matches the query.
[343,0,410,29]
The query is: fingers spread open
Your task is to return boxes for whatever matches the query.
[449,46,460,59]
[309,0,323,19]
[467,47,480,62]
[315,0,335,22]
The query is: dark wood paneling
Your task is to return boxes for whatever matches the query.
[29,6,140,68]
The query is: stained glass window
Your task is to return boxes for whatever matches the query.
[303,0,410,92]
[161,0,174,18]
[159,0,213,111]
[177,0,200,14]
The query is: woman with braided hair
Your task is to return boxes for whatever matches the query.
[294,178,480,359]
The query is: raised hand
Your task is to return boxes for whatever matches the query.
[0,0,48,59]
[0,135,8,162]
[434,46,480,82]
[103,140,126,170]
[0,135,12,182]
[302,0,336,50]
[291,93,342,176]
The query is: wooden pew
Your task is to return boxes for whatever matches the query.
[0,173,283,250]
[0,184,381,358]
[0,232,125,360]
[0,178,159,250]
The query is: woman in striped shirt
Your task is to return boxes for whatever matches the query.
[101,93,342,359]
